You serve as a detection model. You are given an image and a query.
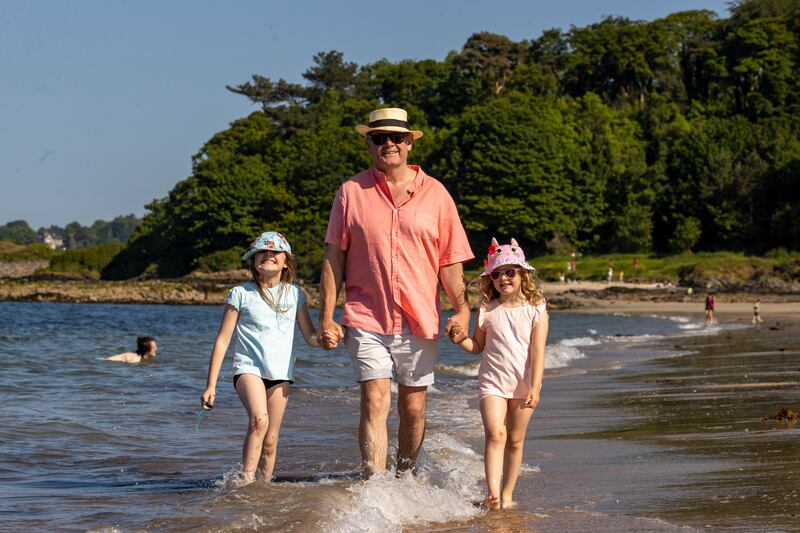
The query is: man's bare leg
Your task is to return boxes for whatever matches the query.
[360,378,392,477]
[397,384,427,473]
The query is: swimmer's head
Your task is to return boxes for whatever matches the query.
[136,336,157,357]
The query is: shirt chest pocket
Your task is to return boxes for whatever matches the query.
[412,210,439,242]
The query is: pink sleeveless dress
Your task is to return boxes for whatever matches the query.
[478,299,547,401]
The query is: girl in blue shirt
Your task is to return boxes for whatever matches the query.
[202,231,321,484]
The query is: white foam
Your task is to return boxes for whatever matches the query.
[322,432,483,532]
[678,323,703,330]
[545,344,586,369]
[560,336,600,347]
[435,362,479,377]
[603,333,664,343]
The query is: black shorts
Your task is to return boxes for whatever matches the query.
[233,374,293,391]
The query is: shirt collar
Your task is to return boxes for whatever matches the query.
[371,165,426,194]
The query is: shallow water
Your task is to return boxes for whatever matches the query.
[0,301,783,531]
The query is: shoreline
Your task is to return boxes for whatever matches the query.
[3,278,800,315]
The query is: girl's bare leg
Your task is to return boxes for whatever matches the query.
[479,396,507,510]
[257,382,290,480]
[500,399,535,508]
[235,374,269,483]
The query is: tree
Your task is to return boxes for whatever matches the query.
[670,216,702,253]
[431,93,602,254]
[0,220,36,244]
[302,50,358,103]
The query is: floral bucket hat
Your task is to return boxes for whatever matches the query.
[241,231,292,261]
[481,237,535,277]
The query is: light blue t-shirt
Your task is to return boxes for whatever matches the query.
[225,281,306,380]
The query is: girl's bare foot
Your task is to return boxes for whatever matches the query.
[482,495,501,511]
[231,472,256,488]
[501,498,518,509]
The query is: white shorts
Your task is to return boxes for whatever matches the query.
[344,326,438,386]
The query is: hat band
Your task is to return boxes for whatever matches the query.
[368,118,409,129]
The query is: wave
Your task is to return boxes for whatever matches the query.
[559,336,600,347]
[545,343,586,369]
[321,433,484,532]
[435,361,479,377]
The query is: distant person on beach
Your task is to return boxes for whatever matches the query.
[201,231,322,484]
[319,107,473,477]
[559,271,566,284]
[705,294,716,325]
[753,299,763,325]
[105,336,157,363]
[619,270,624,283]
[453,238,548,511]
[606,266,613,283]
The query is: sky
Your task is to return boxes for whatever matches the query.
[0,0,733,229]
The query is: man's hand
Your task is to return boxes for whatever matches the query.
[445,311,469,344]
[320,319,344,350]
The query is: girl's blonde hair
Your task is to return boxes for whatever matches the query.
[249,251,297,314]
[476,268,544,306]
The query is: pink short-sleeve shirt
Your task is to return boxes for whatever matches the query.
[478,300,548,400]
[325,166,474,339]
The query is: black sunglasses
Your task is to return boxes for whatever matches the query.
[369,132,410,146]
[490,268,519,281]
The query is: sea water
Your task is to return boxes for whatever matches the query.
[0,301,737,531]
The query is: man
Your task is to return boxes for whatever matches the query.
[106,336,158,364]
[320,107,473,476]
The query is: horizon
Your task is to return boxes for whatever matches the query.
[1,0,731,228]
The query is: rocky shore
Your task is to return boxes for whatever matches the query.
[3,274,800,313]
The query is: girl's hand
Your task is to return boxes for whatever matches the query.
[320,329,341,349]
[524,387,540,410]
[201,387,216,410]
[447,323,463,342]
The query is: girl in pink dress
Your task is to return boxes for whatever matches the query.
[454,238,548,510]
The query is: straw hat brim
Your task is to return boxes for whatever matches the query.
[355,125,423,139]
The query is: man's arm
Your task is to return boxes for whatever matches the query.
[319,243,346,350]
[440,261,470,344]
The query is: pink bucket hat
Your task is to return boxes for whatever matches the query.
[481,237,535,277]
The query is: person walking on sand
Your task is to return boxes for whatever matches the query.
[201,231,322,484]
[319,107,473,477]
[705,294,716,325]
[106,336,157,364]
[452,238,548,511]
[753,299,763,325]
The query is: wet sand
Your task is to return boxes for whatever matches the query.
[429,315,800,531]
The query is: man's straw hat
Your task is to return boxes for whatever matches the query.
[355,108,423,139]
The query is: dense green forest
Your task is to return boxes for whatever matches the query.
[0,215,141,249]
[104,0,800,281]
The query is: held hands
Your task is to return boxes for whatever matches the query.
[320,319,344,351]
[445,313,469,344]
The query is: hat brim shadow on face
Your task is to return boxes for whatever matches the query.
[241,248,286,262]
